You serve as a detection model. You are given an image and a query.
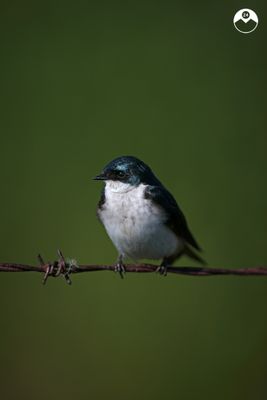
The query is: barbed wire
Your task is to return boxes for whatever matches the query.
[0,250,267,285]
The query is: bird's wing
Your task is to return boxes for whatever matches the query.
[144,185,201,251]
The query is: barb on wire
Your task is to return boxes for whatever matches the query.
[0,250,267,285]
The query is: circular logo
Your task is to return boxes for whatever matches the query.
[233,9,258,34]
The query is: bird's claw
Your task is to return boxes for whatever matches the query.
[156,264,168,276]
[114,262,126,279]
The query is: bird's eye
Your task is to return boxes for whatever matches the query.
[117,171,126,178]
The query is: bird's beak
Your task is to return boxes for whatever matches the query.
[93,173,106,181]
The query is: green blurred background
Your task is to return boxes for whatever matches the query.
[0,1,267,399]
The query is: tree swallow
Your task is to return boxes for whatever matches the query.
[94,156,205,277]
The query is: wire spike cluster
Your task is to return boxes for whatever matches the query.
[37,250,73,285]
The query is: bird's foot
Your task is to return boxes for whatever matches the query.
[114,261,126,279]
[156,263,168,276]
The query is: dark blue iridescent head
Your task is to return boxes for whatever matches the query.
[94,156,161,186]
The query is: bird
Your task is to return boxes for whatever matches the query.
[94,156,205,277]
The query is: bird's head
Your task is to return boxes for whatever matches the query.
[93,156,156,188]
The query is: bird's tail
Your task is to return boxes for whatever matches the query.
[184,245,207,265]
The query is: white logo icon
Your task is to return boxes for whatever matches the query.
[233,9,258,34]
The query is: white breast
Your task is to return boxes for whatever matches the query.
[98,182,184,261]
